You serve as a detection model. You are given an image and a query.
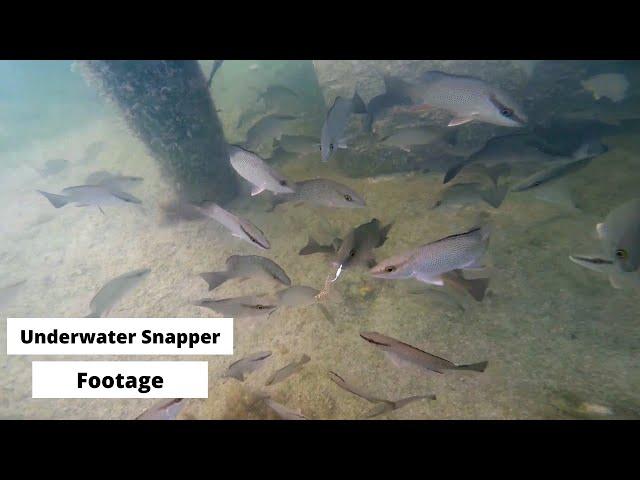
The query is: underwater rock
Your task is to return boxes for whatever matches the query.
[78,60,239,204]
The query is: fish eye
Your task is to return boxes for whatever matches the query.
[385,266,396,273]
[533,181,542,187]
[255,304,265,310]
[344,194,353,202]
[500,107,513,118]
[349,249,356,257]
[615,249,628,259]
[330,143,334,151]
[279,180,287,186]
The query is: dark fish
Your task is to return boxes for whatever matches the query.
[199,255,291,291]
[85,268,150,317]
[265,354,310,386]
[360,331,488,374]
[224,351,272,381]
[333,218,393,269]
[136,398,187,420]
[321,92,367,162]
[244,114,297,150]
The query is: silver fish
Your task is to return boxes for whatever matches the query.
[364,395,437,418]
[191,202,270,250]
[276,286,320,307]
[370,225,490,286]
[265,354,310,386]
[228,145,295,196]
[328,371,388,404]
[199,255,291,291]
[86,268,151,317]
[37,185,142,211]
[320,92,367,162]
[224,351,272,381]
[276,179,366,209]
[360,331,488,374]
[136,398,187,420]
[272,135,320,155]
[194,295,278,319]
[244,114,297,150]
[264,398,308,420]
[333,218,393,269]
[380,126,451,151]
[431,182,509,210]
[400,71,527,128]
[0,279,26,310]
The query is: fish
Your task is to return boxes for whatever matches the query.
[276,286,320,307]
[582,73,629,103]
[333,218,393,269]
[223,351,272,381]
[81,141,106,164]
[364,395,437,418]
[228,145,295,196]
[360,331,488,374]
[370,225,490,286]
[207,60,224,88]
[194,295,278,320]
[136,398,187,420]
[431,182,509,210]
[85,268,151,317]
[199,255,291,291]
[395,71,527,128]
[320,92,367,162]
[34,158,69,177]
[263,398,308,420]
[158,200,208,225]
[191,202,270,250]
[37,185,142,212]
[265,354,311,386]
[244,114,297,150]
[364,77,413,132]
[570,198,640,288]
[274,179,366,209]
[299,236,342,256]
[328,371,388,404]
[272,135,320,155]
[0,279,26,310]
[257,85,300,111]
[85,171,144,190]
[379,126,452,151]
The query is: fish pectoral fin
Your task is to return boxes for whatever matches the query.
[609,274,625,289]
[448,116,475,127]
[596,222,607,240]
[251,185,266,196]
[414,272,444,286]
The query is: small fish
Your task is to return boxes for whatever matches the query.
[370,225,490,286]
[299,236,342,256]
[272,135,320,155]
[207,60,224,88]
[244,114,297,151]
[37,185,142,212]
[360,331,488,374]
[264,398,308,420]
[136,398,187,420]
[86,268,150,317]
[321,92,367,162]
[85,171,144,190]
[328,371,388,404]
[224,351,272,381]
[364,395,437,418]
[380,126,451,151]
[399,71,527,128]
[265,354,310,386]
[199,255,291,291]
[228,145,295,196]
[194,295,278,319]
[333,218,393,269]
[431,182,509,210]
[276,286,320,307]
[34,158,69,177]
[275,179,366,209]
[582,73,629,103]
[191,202,270,249]
[257,85,300,111]
[0,279,26,310]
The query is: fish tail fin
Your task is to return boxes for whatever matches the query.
[351,91,367,114]
[443,162,467,184]
[462,277,490,302]
[378,222,394,247]
[299,236,322,255]
[199,272,229,291]
[37,190,69,208]
[455,361,488,372]
[484,185,509,208]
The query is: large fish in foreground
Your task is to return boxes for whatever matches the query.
[360,331,488,374]
[85,268,151,317]
[228,145,295,196]
[570,198,640,289]
[390,71,527,128]
[199,255,291,291]
[191,202,270,250]
[320,92,367,162]
[38,185,142,212]
[370,225,490,286]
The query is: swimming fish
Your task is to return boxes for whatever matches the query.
[158,200,209,225]
[34,158,69,177]
[199,255,291,291]
[275,179,366,209]
[37,185,142,212]
[379,126,452,151]
[394,71,527,128]
[265,354,310,386]
[360,331,488,374]
[363,395,437,418]
[333,218,393,269]
[244,114,297,150]
[84,171,144,191]
[263,398,308,420]
[582,73,629,103]
[223,351,272,381]
[85,268,151,317]
[0,279,26,310]
[370,225,490,286]
[328,371,388,403]
[228,145,295,196]
[191,202,270,250]
[276,286,320,307]
[431,182,509,210]
[272,135,320,155]
[299,236,343,256]
[136,398,187,420]
[320,92,367,162]
[194,295,278,319]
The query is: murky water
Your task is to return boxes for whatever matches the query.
[1,60,639,419]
